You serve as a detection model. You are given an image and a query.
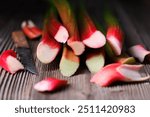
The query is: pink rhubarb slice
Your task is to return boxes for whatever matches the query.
[21,20,42,39]
[91,63,149,87]
[0,50,24,74]
[34,77,68,92]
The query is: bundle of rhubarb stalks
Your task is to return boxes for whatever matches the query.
[0,0,150,92]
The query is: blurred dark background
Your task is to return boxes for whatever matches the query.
[0,0,150,35]
[0,0,149,20]
[0,0,48,16]
[0,0,149,14]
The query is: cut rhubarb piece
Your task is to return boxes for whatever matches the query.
[37,31,61,64]
[21,20,42,39]
[0,50,24,74]
[91,63,149,87]
[128,44,150,63]
[85,49,105,73]
[67,40,85,56]
[46,8,69,43]
[78,6,106,48]
[59,46,80,77]
[105,42,135,64]
[82,31,106,48]
[34,77,68,92]
[104,7,124,56]
[52,0,85,55]
[115,56,136,64]
[106,26,123,56]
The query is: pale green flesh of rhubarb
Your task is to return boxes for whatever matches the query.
[59,58,79,77]
[86,54,105,73]
[122,57,136,64]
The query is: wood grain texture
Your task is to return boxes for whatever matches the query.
[0,0,150,100]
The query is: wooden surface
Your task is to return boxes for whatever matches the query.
[0,0,150,100]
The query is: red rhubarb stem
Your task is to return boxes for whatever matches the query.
[52,0,85,55]
[78,5,106,48]
[104,5,124,56]
[46,7,69,43]
[36,20,61,64]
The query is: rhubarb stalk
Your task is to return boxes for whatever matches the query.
[46,7,69,43]
[91,63,149,87]
[128,44,150,63]
[21,20,42,39]
[37,20,61,64]
[78,5,106,48]
[59,45,80,77]
[115,55,136,64]
[104,7,123,56]
[0,50,24,74]
[105,44,136,64]
[52,0,85,55]
[85,49,105,73]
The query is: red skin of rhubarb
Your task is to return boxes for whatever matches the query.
[34,77,68,92]
[52,0,85,55]
[43,21,61,49]
[91,63,124,87]
[42,32,61,49]
[79,9,106,48]
[22,21,42,39]
[90,63,146,87]
[30,27,42,37]
[47,16,62,38]
[106,26,123,56]
[80,12,97,40]
[0,50,16,73]
[37,18,61,64]
[46,9,69,43]
[0,50,24,74]
[22,26,36,39]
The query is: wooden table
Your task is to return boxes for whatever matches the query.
[0,0,150,100]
